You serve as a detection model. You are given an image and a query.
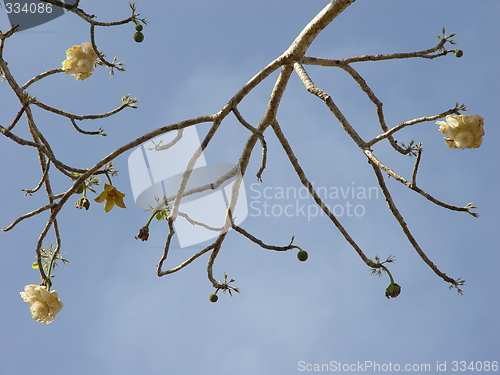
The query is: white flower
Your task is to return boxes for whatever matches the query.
[62,42,98,81]
[20,284,63,324]
[436,114,484,149]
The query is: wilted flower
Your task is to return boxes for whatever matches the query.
[20,284,63,324]
[385,283,401,299]
[94,183,126,212]
[436,114,484,149]
[62,42,98,81]
[135,226,149,241]
[75,196,90,210]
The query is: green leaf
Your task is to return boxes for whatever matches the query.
[31,262,39,269]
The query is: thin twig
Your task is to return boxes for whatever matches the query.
[364,149,478,215]
[232,225,295,252]
[157,218,216,276]
[147,129,183,151]
[2,203,57,232]
[5,104,28,132]
[177,212,225,232]
[0,125,46,149]
[231,106,267,181]
[337,63,404,153]
[366,106,464,147]
[301,38,447,67]
[411,143,423,187]
[32,99,131,120]
[22,160,50,195]
[21,69,64,90]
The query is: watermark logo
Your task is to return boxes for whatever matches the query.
[128,127,248,248]
[1,1,75,32]
[248,182,379,221]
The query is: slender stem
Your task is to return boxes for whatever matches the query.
[145,211,157,227]
[104,173,112,185]
[271,119,376,268]
[381,265,394,284]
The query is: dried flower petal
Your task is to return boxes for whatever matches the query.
[75,196,90,210]
[135,226,150,241]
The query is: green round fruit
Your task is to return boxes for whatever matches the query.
[135,23,143,32]
[297,250,309,262]
[134,32,144,43]
[454,49,463,58]
[209,293,218,303]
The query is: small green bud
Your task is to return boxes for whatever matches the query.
[297,250,308,262]
[134,32,144,43]
[385,283,401,299]
[135,24,143,32]
[209,293,218,303]
[76,183,85,194]
[31,262,39,269]
[454,49,463,58]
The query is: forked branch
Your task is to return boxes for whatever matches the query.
[2,0,478,309]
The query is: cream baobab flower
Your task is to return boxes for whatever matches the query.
[62,42,98,80]
[436,114,484,149]
[20,284,63,324]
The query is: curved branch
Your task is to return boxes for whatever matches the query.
[157,217,217,277]
[301,38,448,67]
[70,118,105,136]
[233,225,295,252]
[0,125,46,149]
[366,106,463,147]
[40,0,140,26]
[271,119,376,268]
[21,69,64,90]
[32,98,132,120]
[368,159,461,287]
[2,203,56,232]
[22,159,50,195]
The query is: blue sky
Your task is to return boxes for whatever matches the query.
[1,1,499,374]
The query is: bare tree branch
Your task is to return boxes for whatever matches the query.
[2,0,479,306]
